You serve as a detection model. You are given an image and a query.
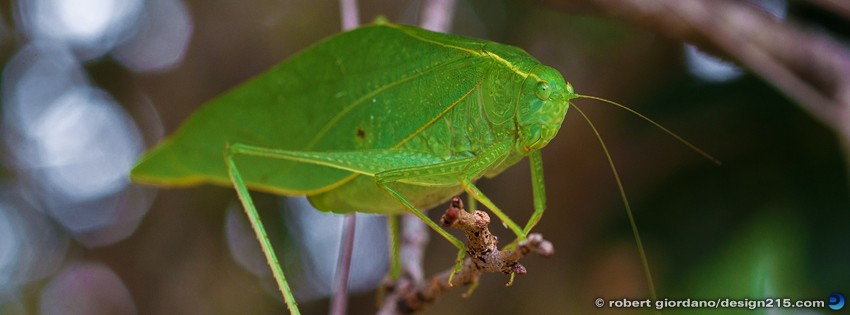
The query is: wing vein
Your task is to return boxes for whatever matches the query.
[303,55,480,150]
[391,73,486,150]
[383,24,484,57]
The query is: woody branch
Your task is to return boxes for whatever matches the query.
[533,0,850,159]
[378,197,554,314]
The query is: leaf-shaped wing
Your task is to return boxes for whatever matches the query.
[131,23,491,195]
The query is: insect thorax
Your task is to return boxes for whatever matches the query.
[396,46,540,173]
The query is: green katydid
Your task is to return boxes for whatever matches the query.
[130,18,717,314]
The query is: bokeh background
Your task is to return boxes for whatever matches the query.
[0,0,847,314]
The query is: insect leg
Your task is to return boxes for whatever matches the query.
[387,214,401,281]
[457,143,526,241]
[374,160,484,286]
[523,150,546,235]
[224,144,300,315]
[375,214,401,305]
[374,174,465,285]
[226,143,470,285]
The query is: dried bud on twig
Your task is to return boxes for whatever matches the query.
[379,196,554,314]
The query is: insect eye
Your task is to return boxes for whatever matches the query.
[535,81,551,100]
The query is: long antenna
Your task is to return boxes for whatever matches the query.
[571,103,658,302]
[576,94,722,166]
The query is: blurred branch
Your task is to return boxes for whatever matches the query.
[340,0,360,30]
[378,198,553,314]
[802,0,850,20]
[331,2,360,315]
[331,214,356,315]
[399,212,429,283]
[419,0,458,32]
[532,0,850,151]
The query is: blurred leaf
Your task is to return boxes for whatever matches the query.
[669,208,816,315]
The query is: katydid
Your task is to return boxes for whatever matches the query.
[130,18,715,314]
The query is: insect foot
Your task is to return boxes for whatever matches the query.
[378,196,554,314]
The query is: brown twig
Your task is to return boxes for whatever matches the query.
[378,197,554,314]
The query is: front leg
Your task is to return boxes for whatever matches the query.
[524,150,546,235]
[457,142,526,241]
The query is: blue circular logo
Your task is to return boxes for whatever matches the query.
[829,293,845,310]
